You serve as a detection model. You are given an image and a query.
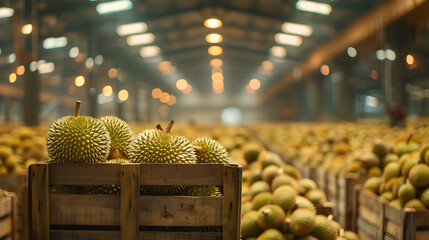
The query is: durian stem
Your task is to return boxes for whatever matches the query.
[74,101,81,117]
[165,120,174,133]
[156,124,164,132]
[406,134,413,144]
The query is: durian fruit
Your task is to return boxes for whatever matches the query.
[81,158,130,195]
[100,116,133,159]
[183,185,222,196]
[129,121,196,195]
[47,101,111,163]
[192,138,229,164]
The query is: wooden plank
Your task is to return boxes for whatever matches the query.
[50,194,120,225]
[357,217,379,240]
[140,164,223,186]
[416,231,429,240]
[50,230,222,240]
[49,163,121,185]
[120,164,139,240]
[415,210,429,228]
[30,163,50,240]
[139,196,223,226]
[0,216,12,239]
[0,195,12,217]
[222,164,242,240]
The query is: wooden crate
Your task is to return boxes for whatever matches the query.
[0,174,29,240]
[302,164,317,181]
[315,201,334,217]
[326,173,338,219]
[29,161,242,240]
[354,188,384,240]
[0,191,17,240]
[315,168,327,195]
[337,173,365,230]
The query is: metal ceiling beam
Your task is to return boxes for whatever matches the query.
[259,0,429,104]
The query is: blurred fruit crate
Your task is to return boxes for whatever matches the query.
[327,173,338,219]
[354,187,385,240]
[0,191,17,240]
[315,168,327,196]
[315,201,335,217]
[337,173,365,230]
[29,161,242,240]
[0,174,29,240]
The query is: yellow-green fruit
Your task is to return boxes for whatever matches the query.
[184,185,221,196]
[392,177,406,198]
[311,215,338,240]
[273,185,297,212]
[341,231,359,240]
[420,189,429,208]
[367,167,382,177]
[359,152,380,168]
[289,208,316,237]
[282,165,300,179]
[398,183,416,203]
[243,186,250,197]
[250,170,263,184]
[337,237,348,240]
[363,177,382,194]
[50,185,81,194]
[295,196,316,213]
[100,116,133,159]
[384,177,399,193]
[260,152,283,169]
[283,233,295,240]
[380,192,394,202]
[250,181,271,197]
[383,162,400,182]
[330,220,341,235]
[373,139,388,158]
[0,145,12,159]
[129,129,196,164]
[192,138,229,163]
[47,116,111,163]
[262,165,282,184]
[281,215,292,233]
[408,164,429,188]
[421,146,429,163]
[257,204,286,230]
[299,179,317,194]
[404,199,426,210]
[252,192,273,210]
[383,153,399,168]
[242,201,253,216]
[271,174,300,192]
[257,228,285,240]
[390,199,404,208]
[425,150,429,166]
[394,141,419,156]
[305,189,327,205]
[243,143,261,163]
[241,211,263,238]
[401,158,419,178]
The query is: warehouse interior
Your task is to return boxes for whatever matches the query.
[1,1,429,240]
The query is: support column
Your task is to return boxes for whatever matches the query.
[19,0,40,126]
[308,74,324,121]
[335,56,356,121]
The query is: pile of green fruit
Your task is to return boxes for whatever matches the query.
[0,125,48,175]
[363,141,429,209]
[47,101,229,196]
[241,149,359,240]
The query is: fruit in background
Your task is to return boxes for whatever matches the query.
[422,146,429,165]
[100,116,133,159]
[394,138,419,156]
[294,196,316,213]
[46,101,111,163]
[358,152,380,168]
[404,199,426,210]
[333,142,348,155]
[256,228,284,240]
[383,153,399,167]
[311,215,338,240]
[271,174,301,192]
[420,189,429,208]
[282,165,300,179]
[257,204,286,229]
[243,143,261,163]
[380,192,394,202]
[242,201,253,216]
[391,199,404,208]
[299,179,317,194]
[273,185,297,212]
[398,183,416,203]
[250,181,271,197]
[289,208,316,237]
[305,189,327,205]
[367,167,382,177]
[341,231,359,240]
[259,152,283,169]
[401,157,419,178]
[363,177,383,194]
[408,164,429,188]
[262,165,282,184]
[252,192,274,210]
[193,138,229,163]
[241,211,263,238]
[373,139,388,158]
[383,162,400,182]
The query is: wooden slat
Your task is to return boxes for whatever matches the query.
[0,216,12,239]
[140,164,223,186]
[385,219,400,240]
[49,163,121,185]
[415,210,429,228]
[49,230,222,240]
[357,217,379,240]
[30,163,50,240]
[0,195,12,217]
[222,164,242,240]
[139,196,223,226]
[120,164,139,240]
[50,194,120,225]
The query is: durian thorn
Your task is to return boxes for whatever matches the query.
[165,120,174,133]
[194,145,203,152]
[406,134,413,144]
[327,214,333,221]
[156,124,164,132]
[74,101,81,117]
[339,228,345,236]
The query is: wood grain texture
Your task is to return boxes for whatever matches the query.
[0,194,12,217]
[140,231,222,239]
[140,164,223,186]
[120,164,139,240]
[139,196,223,226]
[30,163,50,240]
[222,164,242,240]
[0,216,12,239]
[50,230,120,240]
[49,163,121,185]
[50,194,120,225]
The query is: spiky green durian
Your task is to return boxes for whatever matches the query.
[100,116,133,159]
[129,129,196,164]
[47,101,111,163]
[183,186,222,196]
[193,138,229,164]
[81,159,130,195]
